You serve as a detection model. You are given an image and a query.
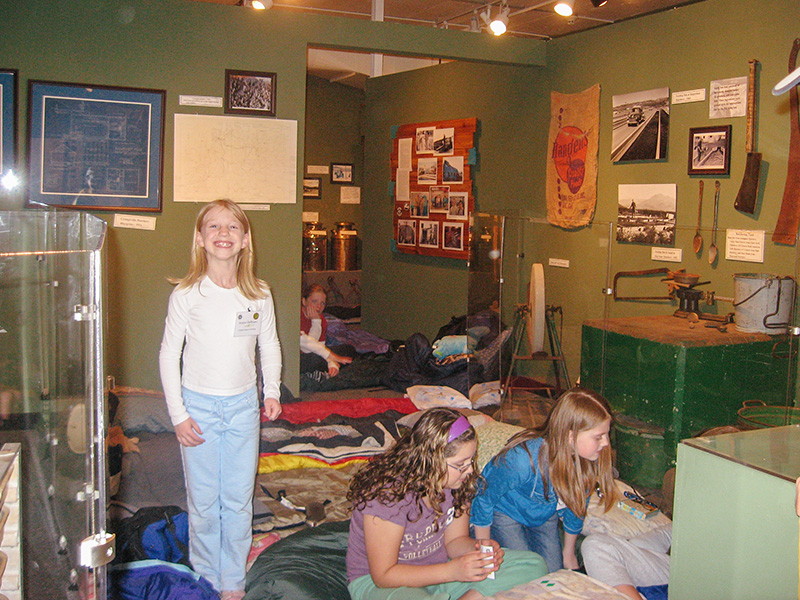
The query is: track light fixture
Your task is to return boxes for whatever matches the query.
[490,9,508,35]
[237,0,272,9]
[590,0,608,7]
[554,0,575,17]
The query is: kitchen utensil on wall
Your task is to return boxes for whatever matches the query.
[774,38,800,244]
[693,180,704,254]
[708,180,720,264]
[734,59,762,214]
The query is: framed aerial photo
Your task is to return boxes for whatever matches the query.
[224,69,276,117]
[688,125,731,175]
[27,80,165,211]
[0,69,18,181]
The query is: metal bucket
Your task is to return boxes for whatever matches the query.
[302,222,327,271]
[331,222,357,271]
[737,400,800,429]
[613,414,670,489]
[733,274,795,334]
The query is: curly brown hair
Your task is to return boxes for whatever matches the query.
[347,407,478,526]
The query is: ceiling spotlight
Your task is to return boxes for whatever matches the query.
[237,0,272,9]
[490,10,508,35]
[554,0,575,16]
[590,0,607,6]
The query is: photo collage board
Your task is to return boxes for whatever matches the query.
[391,117,477,260]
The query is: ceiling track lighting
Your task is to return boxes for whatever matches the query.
[590,0,608,7]
[554,0,575,17]
[479,1,509,36]
[237,0,272,10]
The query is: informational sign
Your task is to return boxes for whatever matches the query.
[725,228,765,262]
[709,76,747,119]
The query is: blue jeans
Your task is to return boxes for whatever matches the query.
[181,387,260,592]
[489,511,563,573]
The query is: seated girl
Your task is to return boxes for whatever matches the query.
[300,284,356,381]
[346,407,547,600]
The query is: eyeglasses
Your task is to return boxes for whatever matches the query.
[447,462,473,474]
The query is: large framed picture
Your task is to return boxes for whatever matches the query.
[225,69,276,117]
[27,80,165,211]
[688,125,731,175]
[0,69,18,181]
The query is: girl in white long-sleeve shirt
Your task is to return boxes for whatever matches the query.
[159,199,281,600]
[300,284,353,379]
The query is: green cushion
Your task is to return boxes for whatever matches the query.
[245,520,350,600]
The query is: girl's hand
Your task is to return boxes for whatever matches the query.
[328,352,353,366]
[303,302,322,321]
[477,539,505,573]
[175,417,204,447]
[449,547,497,582]
[262,397,281,421]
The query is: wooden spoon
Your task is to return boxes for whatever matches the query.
[693,180,704,254]
[708,180,720,264]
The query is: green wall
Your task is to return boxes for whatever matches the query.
[0,0,546,393]
[303,76,364,239]
[362,60,552,341]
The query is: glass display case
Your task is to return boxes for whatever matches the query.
[0,210,110,600]
[671,425,800,599]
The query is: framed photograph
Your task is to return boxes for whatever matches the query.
[419,220,439,248]
[410,191,429,217]
[611,87,670,163]
[688,125,731,175]
[330,163,353,184]
[443,222,464,251]
[0,69,18,180]
[448,192,468,219]
[27,80,165,211]
[417,157,438,185]
[302,177,322,199]
[397,219,417,246]
[224,69,276,117]
[430,185,450,213]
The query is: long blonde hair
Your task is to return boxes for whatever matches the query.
[347,408,478,524]
[493,387,616,516]
[169,199,267,301]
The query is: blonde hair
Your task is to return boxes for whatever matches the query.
[493,387,616,516]
[347,408,478,524]
[169,199,267,301]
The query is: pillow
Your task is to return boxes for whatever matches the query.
[245,520,350,600]
[112,389,174,435]
[405,385,471,410]
[474,420,524,471]
[396,408,493,432]
[581,480,672,538]
[431,335,477,359]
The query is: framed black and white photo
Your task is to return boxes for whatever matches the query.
[330,163,353,184]
[27,80,165,211]
[397,219,416,246]
[419,220,439,248]
[688,125,731,175]
[225,69,276,117]
[0,69,18,181]
[302,177,322,199]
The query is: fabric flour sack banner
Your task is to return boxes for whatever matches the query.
[546,84,600,229]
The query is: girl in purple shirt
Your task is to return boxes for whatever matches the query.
[346,407,546,600]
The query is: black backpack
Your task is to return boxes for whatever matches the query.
[113,505,191,567]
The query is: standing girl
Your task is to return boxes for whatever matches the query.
[471,388,616,573]
[346,407,547,600]
[159,199,282,600]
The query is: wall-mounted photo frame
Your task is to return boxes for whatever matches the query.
[302,177,322,199]
[330,163,353,184]
[27,80,165,211]
[688,125,731,175]
[0,69,18,180]
[225,69,276,117]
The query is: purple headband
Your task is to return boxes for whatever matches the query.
[448,415,471,443]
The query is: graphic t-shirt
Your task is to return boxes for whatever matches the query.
[346,491,456,583]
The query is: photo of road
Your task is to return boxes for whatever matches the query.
[612,87,670,162]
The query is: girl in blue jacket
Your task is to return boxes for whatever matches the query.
[471,388,617,573]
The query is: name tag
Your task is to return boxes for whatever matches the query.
[234,310,261,336]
